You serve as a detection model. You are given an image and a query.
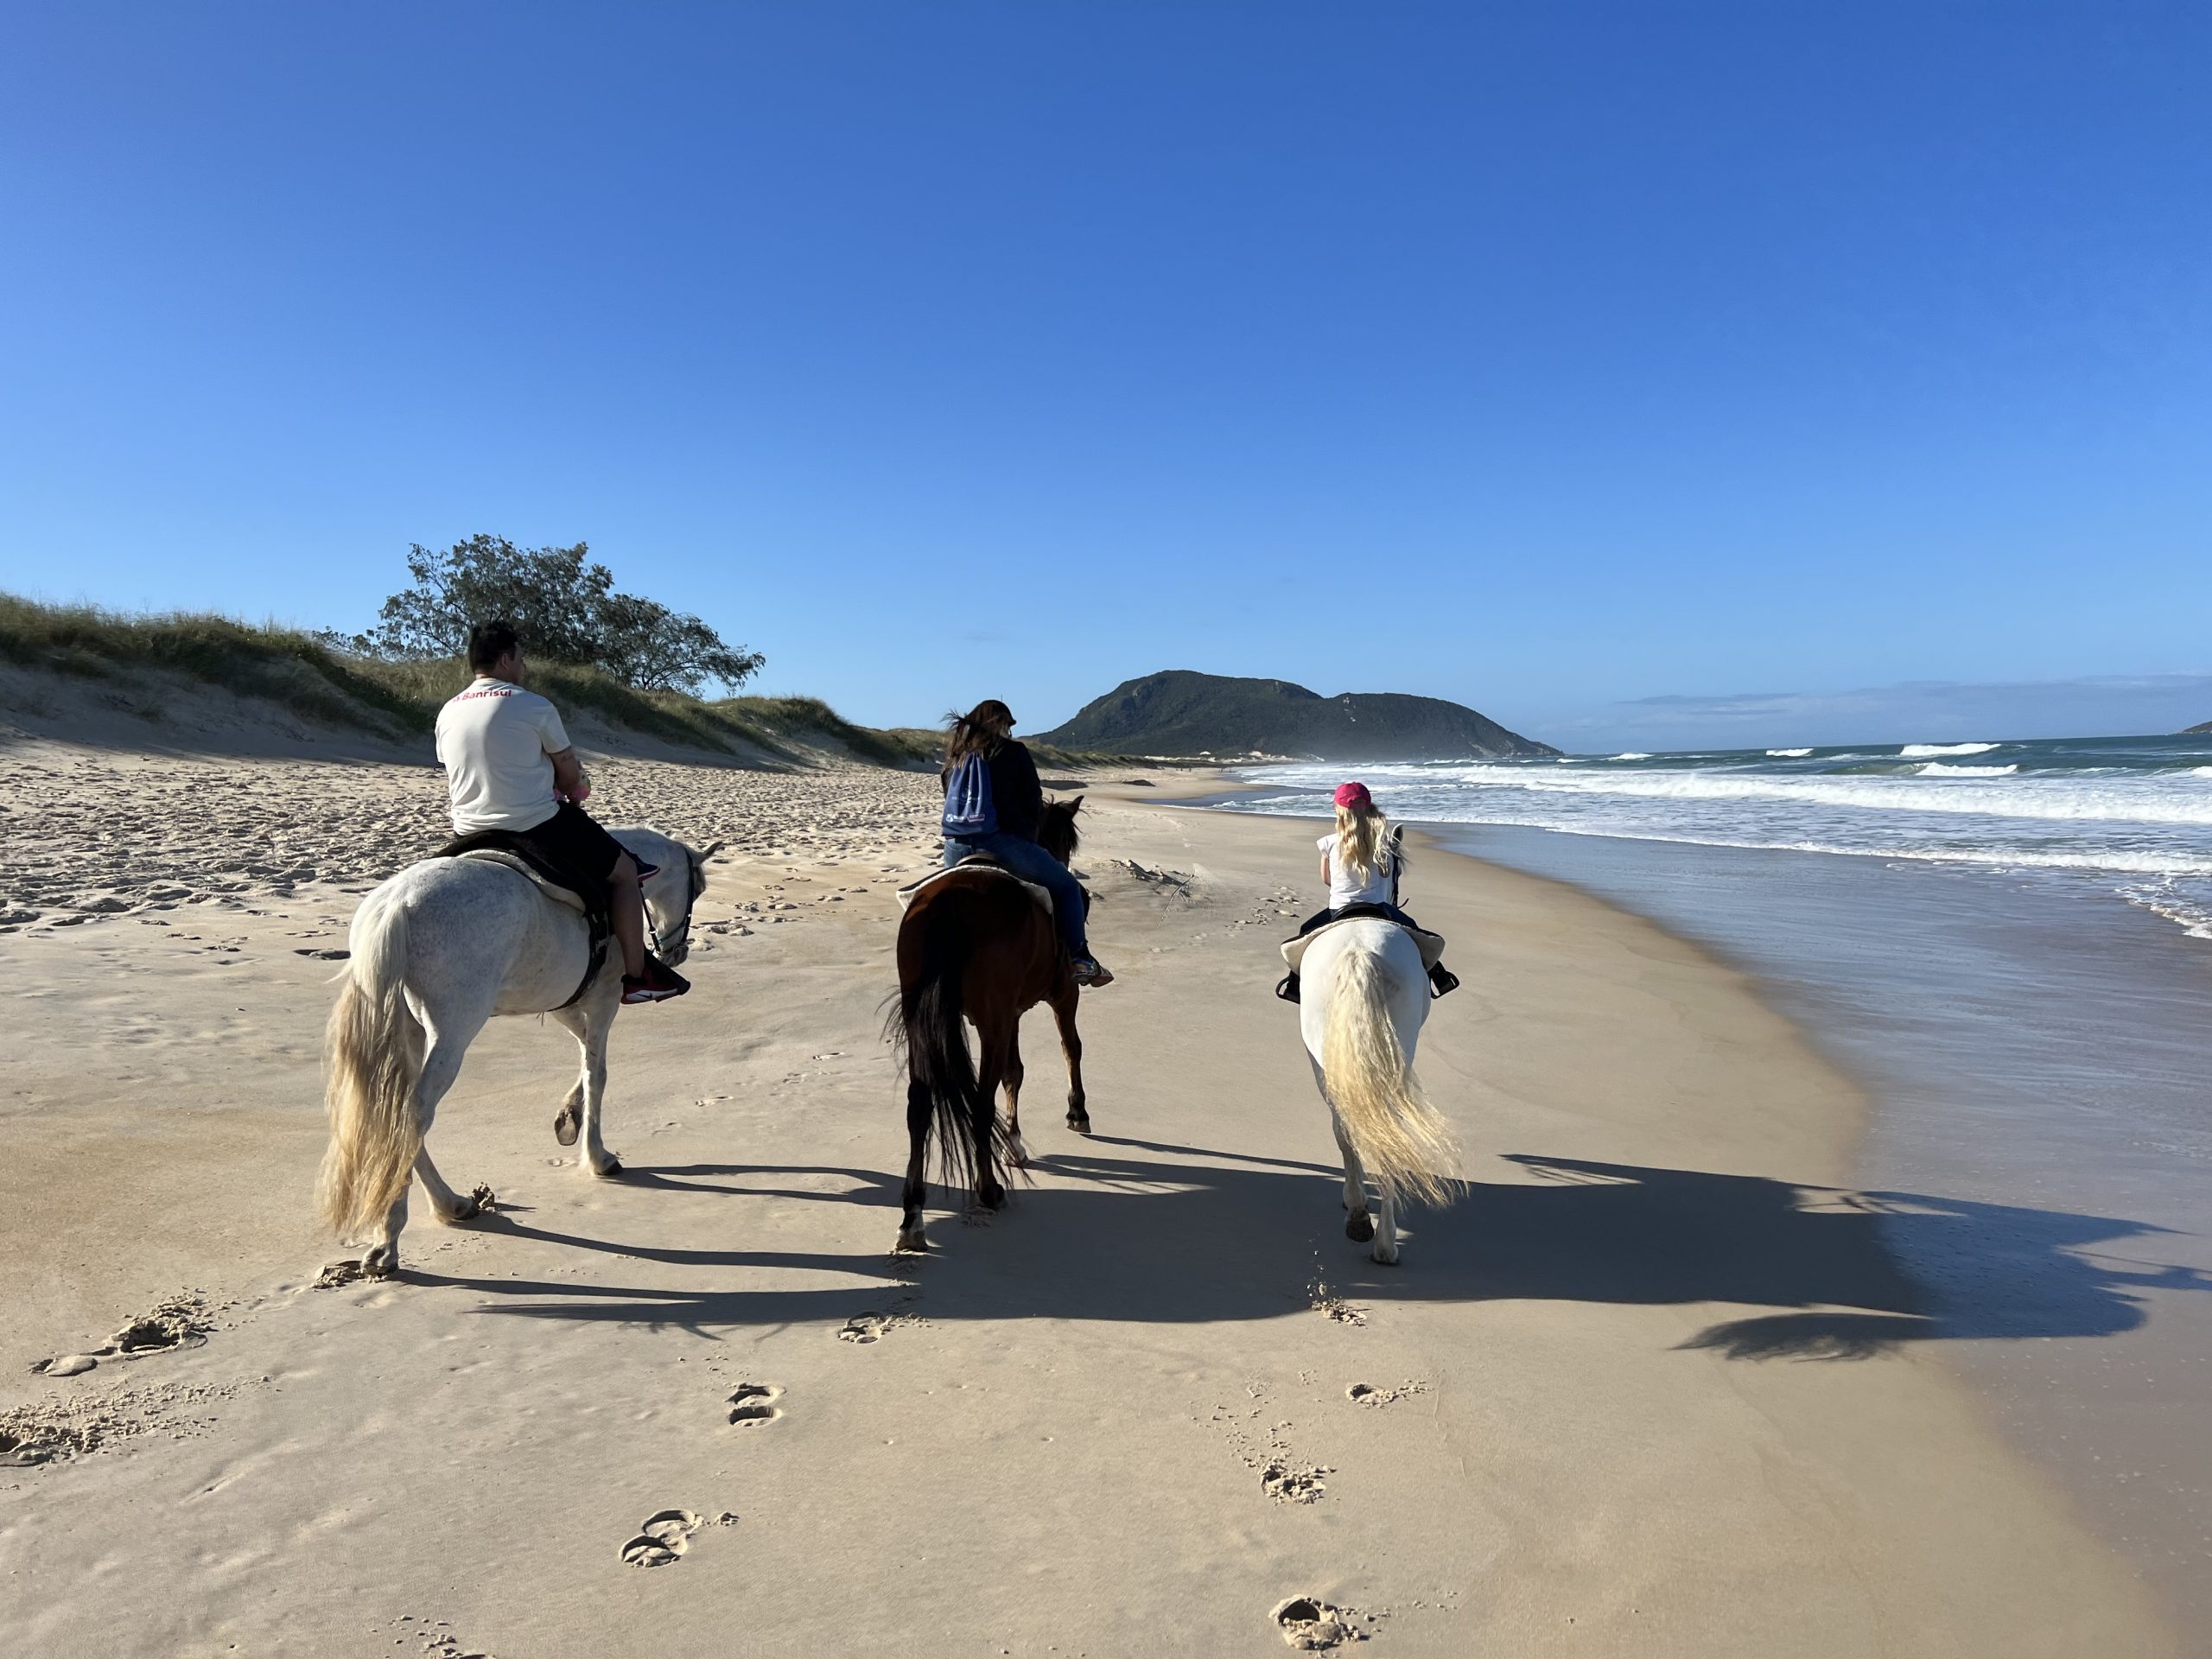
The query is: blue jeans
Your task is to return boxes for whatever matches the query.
[943,831,1090,959]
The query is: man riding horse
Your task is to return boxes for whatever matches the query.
[434,619,690,1004]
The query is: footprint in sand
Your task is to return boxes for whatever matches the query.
[1346,1381,1427,1408]
[1271,1596,1370,1649]
[837,1313,890,1344]
[33,1293,212,1373]
[620,1509,734,1567]
[727,1382,784,1426]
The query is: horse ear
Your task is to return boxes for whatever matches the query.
[1066,796,1084,814]
[696,840,727,863]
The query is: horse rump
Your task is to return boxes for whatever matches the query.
[1320,937,1459,1211]
[888,887,1012,1198]
[316,888,426,1239]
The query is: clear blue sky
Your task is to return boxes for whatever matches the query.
[3,3,2207,749]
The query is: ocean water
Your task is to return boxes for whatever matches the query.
[1212,734,2212,944]
[1210,737,2212,1623]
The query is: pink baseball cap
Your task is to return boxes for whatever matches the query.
[1333,781,1372,809]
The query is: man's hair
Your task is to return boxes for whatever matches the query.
[467,619,521,675]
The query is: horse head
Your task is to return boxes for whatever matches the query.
[1037,796,1084,866]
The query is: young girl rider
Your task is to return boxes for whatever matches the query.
[1276,780,1457,1001]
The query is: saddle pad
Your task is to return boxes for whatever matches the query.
[896,858,1053,917]
[1281,915,1446,974]
[454,849,589,913]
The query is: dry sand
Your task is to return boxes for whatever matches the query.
[0,732,2181,1656]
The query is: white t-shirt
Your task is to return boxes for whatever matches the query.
[1319,831,1396,908]
[435,678,571,834]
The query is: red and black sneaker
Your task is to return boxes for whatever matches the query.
[621,954,692,1005]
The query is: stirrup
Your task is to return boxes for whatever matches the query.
[1274,973,1301,1005]
[1427,963,1460,1000]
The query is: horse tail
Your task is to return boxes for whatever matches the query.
[316,887,424,1239]
[893,888,1007,1194]
[1321,939,1459,1211]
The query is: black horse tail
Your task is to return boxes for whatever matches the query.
[891,888,1007,1195]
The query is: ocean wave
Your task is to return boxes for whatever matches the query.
[1612,752,1652,760]
[1397,769,2212,826]
[1900,742,1999,757]
[1766,748,1813,758]
[1916,762,2019,777]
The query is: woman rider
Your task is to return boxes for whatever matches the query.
[939,700,1114,988]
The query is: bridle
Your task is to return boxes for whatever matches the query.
[644,857,701,965]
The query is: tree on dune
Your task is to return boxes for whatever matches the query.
[353,535,763,694]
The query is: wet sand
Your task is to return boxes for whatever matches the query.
[0,739,2179,1656]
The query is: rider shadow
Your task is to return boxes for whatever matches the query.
[436,1139,2210,1357]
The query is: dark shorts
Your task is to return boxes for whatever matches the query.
[518,802,626,903]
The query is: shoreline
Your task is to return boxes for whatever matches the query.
[1,751,2177,1655]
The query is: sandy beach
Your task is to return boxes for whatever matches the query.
[0,732,2181,1657]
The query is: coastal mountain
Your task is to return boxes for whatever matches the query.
[1036,670,1557,760]
[2187,720,2212,734]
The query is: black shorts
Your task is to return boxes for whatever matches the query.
[518,802,626,906]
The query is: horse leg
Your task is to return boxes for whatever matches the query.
[551,1002,620,1178]
[971,1017,1009,1214]
[1002,1027,1028,1167]
[1051,983,1089,1134]
[365,1025,474,1275]
[553,1073,584,1147]
[1329,1100,1376,1245]
[1372,1189,1400,1267]
[414,1143,486,1224]
[898,1076,932,1253]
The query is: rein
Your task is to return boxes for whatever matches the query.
[643,860,699,964]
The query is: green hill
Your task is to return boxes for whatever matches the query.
[1037,670,1556,760]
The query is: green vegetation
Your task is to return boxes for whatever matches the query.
[354,534,763,694]
[1038,668,1557,760]
[0,594,1150,771]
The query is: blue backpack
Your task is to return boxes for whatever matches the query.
[942,750,999,839]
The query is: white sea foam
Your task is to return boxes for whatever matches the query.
[1900,741,1999,757]
[1767,748,1813,758]
[1612,752,1652,760]
[1916,762,2018,777]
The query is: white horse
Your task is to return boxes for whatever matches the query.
[315,825,716,1279]
[1298,918,1460,1264]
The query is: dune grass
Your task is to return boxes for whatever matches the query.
[0,594,1149,771]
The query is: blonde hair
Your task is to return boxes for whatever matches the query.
[1333,799,1394,881]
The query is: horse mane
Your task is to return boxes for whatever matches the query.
[1037,795,1084,864]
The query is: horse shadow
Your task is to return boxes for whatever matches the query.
[420,1136,2211,1358]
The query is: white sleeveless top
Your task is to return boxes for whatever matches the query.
[1318,832,1395,908]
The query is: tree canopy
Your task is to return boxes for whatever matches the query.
[354,536,763,694]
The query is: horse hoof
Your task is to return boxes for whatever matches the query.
[894,1228,929,1254]
[1065,1113,1092,1135]
[1345,1211,1376,1243]
[1007,1138,1030,1168]
[590,1156,623,1179]
[554,1107,580,1147]
[1370,1246,1400,1267]
[362,1247,398,1281]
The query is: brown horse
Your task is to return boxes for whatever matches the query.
[891,797,1090,1252]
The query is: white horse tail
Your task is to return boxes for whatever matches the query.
[316,889,423,1239]
[1321,943,1459,1210]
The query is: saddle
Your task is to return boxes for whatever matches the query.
[1280,906,1448,976]
[896,855,1055,917]
[433,830,611,1009]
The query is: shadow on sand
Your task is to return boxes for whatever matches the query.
[412,1137,2212,1358]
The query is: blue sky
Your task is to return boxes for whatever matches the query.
[3,3,2207,750]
